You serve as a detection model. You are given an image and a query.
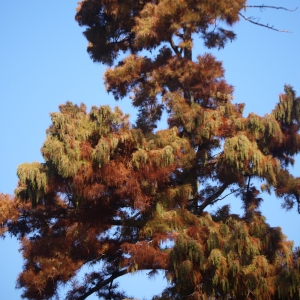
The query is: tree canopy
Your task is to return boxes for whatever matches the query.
[1,1,300,299]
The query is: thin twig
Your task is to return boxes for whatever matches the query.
[246,5,297,12]
[211,188,240,205]
[239,12,290,33]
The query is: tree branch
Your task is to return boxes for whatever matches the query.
[108,279,113,300]
[246,5,297,12]
[239,13,290,32]
[23,208,144,227]
[295,194,300,214]
[247,176,251,193]
[72,269,128,300]
[69,263,168,300]
[196,182,231,213]
[169,37,180,56]
[210,188,240,206]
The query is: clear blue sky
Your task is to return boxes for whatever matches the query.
[0,1,299,299]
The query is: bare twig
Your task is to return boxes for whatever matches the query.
[246,5,297,12]
[239,12,290,32]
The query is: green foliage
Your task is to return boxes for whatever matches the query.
[16,162,47,207]
[166,209,298,299]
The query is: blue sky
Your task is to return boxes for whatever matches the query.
[0,1,299,299]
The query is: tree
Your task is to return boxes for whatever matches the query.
[1,0,300,299]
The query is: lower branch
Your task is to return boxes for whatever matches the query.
[70,269,128,300]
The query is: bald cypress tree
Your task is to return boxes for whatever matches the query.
[1,1,300,299]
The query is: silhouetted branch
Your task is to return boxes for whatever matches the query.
[197,182,231,213]
[239,5,297,32]
[246,5,297,12]
[239,13,290,32]
[169,37,180,56]
[210,188,240,206]
[71,269,128,300]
